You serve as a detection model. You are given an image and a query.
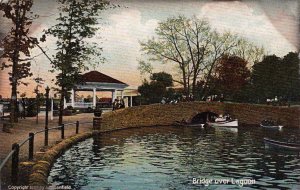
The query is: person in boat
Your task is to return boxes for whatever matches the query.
[261,119,276,126]
[215,114,226,122]
[225,114,231,121]
[161,97,166,104]
[219,94,224,103]
[181,118,188,124]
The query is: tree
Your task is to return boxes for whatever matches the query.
[279,52,300,102]
[233,38,265,67]
[0,0,37,122]
[33,76,44,124]
[252,52,300,104]
[138,72,173,104]
[140,16,263,98]
[251,52,300,103]
[45,0,108,124]
[150,72,173,87]
[214,55,250,100]
[252,55,281,102]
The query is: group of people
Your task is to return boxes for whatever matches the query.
[205,94,224,102]
[161,94,195,105]
[112,98,125,110]
[0,96,27,119]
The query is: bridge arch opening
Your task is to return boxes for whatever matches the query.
[191,111,219,124]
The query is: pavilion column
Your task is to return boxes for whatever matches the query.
[64,97,67,109]
[121,90,124,99]
[71,89,75,107]
[130,96,133,107]
[112,90,116,102]
[93,88,96,108]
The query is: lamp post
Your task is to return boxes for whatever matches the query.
[45,86,50,146]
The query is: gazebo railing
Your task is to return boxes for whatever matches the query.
[65,102,93,108]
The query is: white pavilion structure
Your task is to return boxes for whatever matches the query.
[64,71,130,109]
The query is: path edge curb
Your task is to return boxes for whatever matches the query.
[28,131,99,186]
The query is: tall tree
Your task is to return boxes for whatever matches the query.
[279,52,300,102]
[0,0,37,122]
[214,55,250,99]
[252,54,282,103]
[140,16,263,98]
[45,0,108,125]
[233,38,265,67]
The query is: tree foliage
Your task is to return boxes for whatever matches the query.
[140,15,264,98]
[138,72,174,104]
[214,55,250,99]
[45,0,108,124]
[0,0,37,122]
[252,52,300,103]
[150,72,173,87]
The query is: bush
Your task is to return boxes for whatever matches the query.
[26,100,38,117]
[63,109,73,116]
[86,107,94,113]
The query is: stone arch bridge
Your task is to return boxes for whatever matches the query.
[101,102,300,130]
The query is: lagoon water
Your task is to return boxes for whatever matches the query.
[48,126,300,189]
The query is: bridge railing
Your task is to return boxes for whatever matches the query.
[0,121,93,189]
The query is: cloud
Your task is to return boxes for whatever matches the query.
[96,9,158,85]
[198,1,297,56]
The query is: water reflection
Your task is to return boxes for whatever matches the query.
[48,126,300,189]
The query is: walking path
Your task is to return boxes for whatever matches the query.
[0,113,94,162]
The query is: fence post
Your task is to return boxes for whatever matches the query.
[11,143,19,185]
[61,124,65,139]
[29,133,34,160]
[76,121,79,134]
[45,128,48,147]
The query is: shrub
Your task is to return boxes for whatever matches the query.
[26,99,38,117]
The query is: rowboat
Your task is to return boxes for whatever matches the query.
[260,124,283,130]
[212,125,238,133]
[174,121,205,128]
[260,120,283,130]
[185,123,205,128]
[264,138,300,151]
[207,118,238,133]
[207,119,238,127]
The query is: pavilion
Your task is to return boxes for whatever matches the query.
[64,71,131,109]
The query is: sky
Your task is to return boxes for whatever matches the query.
[0,0,299,98]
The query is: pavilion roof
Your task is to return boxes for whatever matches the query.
[81,71,127,85]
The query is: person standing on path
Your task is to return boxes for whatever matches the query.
[21,98,26,119]
[18,100,25,119]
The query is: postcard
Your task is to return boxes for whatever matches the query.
[0,0,299,189]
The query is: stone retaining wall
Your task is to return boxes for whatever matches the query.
[28,132,96,186]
